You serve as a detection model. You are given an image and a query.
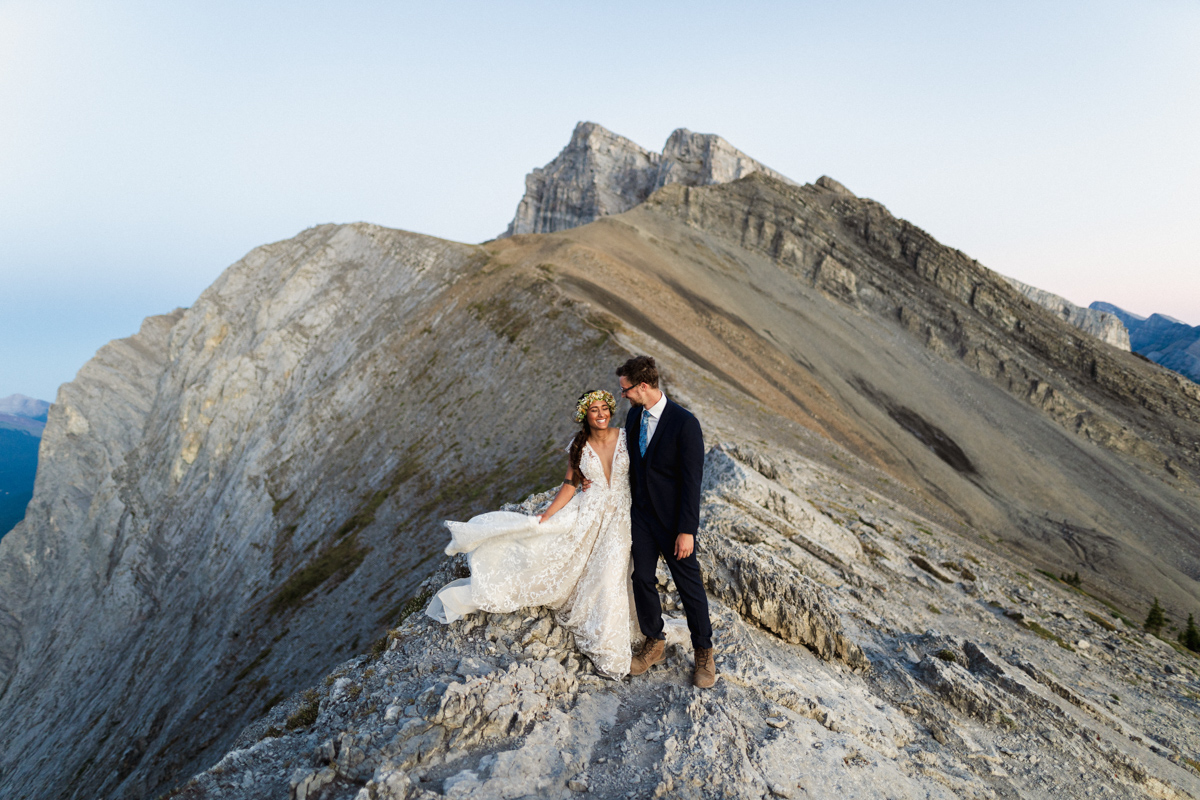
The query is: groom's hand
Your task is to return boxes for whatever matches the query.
[674,534,694,560]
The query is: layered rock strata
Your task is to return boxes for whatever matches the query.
[1003,277,1131,350]
[502,122,794,237]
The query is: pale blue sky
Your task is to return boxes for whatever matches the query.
[3,1,1198,402]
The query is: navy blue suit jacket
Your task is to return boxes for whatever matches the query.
[627,397,704,537]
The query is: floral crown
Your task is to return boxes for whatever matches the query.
[574,390,617,423]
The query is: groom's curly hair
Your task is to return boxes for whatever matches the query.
[616,355,659,388]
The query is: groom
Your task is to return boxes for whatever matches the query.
[618,355,715,688]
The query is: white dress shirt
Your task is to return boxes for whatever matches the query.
[642,391,668,445]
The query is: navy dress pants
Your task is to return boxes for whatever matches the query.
[630,505,713,650]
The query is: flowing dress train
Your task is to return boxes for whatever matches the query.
[426,431,635,677]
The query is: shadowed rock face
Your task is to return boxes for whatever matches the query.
[2,131,1200,800]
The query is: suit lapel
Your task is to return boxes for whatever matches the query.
[643,400,673,463]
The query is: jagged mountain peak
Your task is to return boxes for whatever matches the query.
[501,121,797,238]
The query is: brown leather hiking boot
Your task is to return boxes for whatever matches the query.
[630,637,665,676]
[692,647,716,688]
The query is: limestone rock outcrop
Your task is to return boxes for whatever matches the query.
[175,441,1200,800]
[1003,276,1130,350]
[502,122,794,237]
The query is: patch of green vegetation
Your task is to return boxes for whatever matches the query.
[285,690,321,730]
[469,296,532,342]
[1060,570,1082,588]
[585,311,622,347]
[261,726,284,740]
[1035,569,1059,583]
[233,646,273,683]
[1145,597,1167,635]
[332,488,393,540]
[1024,620,1074,651]
[1179,613,1200,652]
[1110,693,1120,703]
[369,636,389,659]
[935,648,957,662]
[1086,611,1118,632]
[269,534,371,615]
[927,604,942,615]
[383,588,435,628]
[915,526,932,536]
[1185,756,1200,775]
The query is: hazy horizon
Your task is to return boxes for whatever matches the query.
[3,0,1197,401]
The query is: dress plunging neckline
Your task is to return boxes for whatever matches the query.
[585,431,622,487]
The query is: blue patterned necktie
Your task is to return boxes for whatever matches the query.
[639,410,649,456]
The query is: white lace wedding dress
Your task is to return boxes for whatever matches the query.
[426,430,635,677]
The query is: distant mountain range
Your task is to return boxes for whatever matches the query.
[0,395,49,538]
[1091,302,1200,383]
[999,286,1198,385]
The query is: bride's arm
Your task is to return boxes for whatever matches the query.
[537,466,578,523]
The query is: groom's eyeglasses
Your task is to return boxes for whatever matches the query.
[618,384,639,396]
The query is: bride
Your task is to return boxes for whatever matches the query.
[426,389,636,677]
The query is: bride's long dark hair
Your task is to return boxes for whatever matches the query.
[568,389,603,486]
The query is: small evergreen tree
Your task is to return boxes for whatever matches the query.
[1060,571,1082,588]
[1145,597,1166,635]
[1180,613,1200,653]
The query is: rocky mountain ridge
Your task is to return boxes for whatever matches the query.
[0,125,1198,800]
[176,441,1200,800]
[1092,302,1200,384]
[1002,278,1130,350]
[502,122,794,238]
